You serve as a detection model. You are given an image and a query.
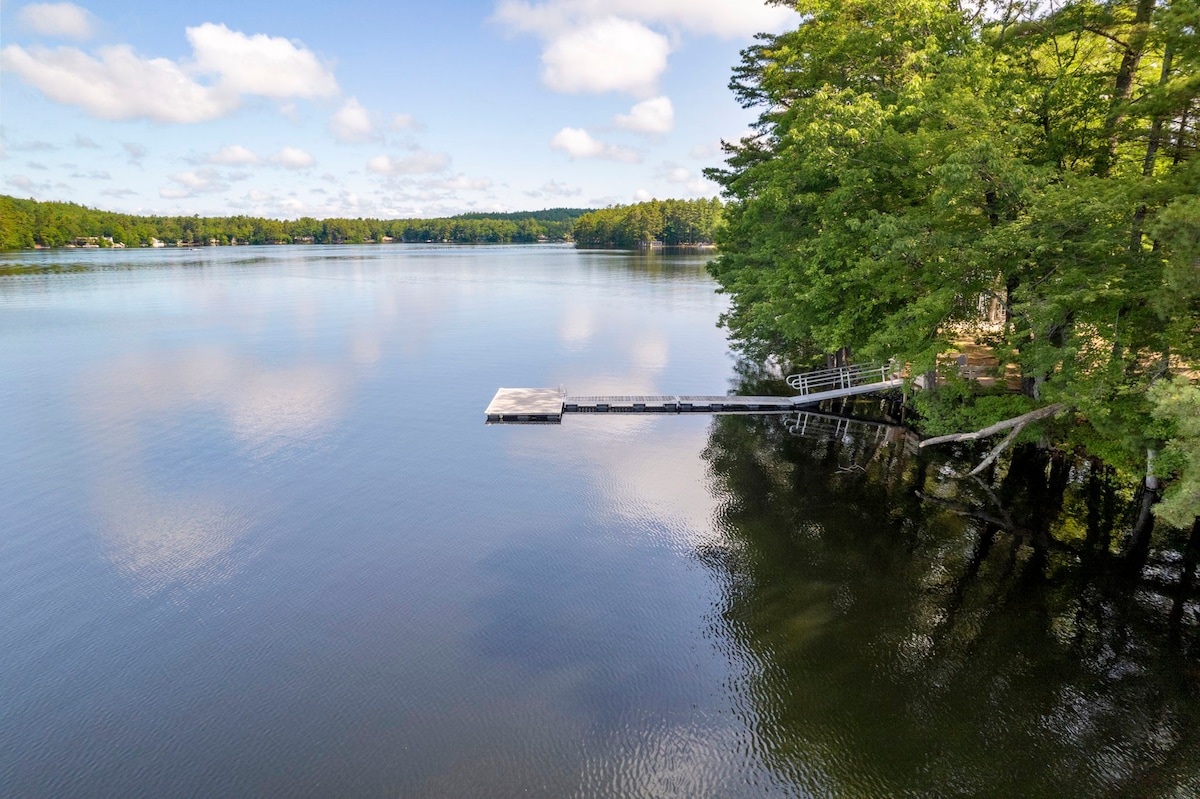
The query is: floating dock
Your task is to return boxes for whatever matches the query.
[486,362,905,424]
[485,390,798,423]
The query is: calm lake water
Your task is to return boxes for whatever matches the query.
[1,245,1196,798]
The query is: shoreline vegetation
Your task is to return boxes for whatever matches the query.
[0,196,721,251]
[0,197,585,249]
[707,0,1199,552]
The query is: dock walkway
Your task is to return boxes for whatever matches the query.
[486,362,904,423]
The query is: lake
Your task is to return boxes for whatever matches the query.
[1,244,1196,797]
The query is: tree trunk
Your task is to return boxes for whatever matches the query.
[1168,516,1200,646]
[1126,448,1160,569]
[1094,0,1156,178]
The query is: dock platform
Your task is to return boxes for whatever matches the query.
[485,388,567,423]
[485,362,905,424]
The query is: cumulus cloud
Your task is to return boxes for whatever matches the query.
[186,23,338,99]
[270,146,316,169]
[207,144,261,165]
[494,1,797,96]
[614,96,673,134]
[660,162,715,194]
[427,174,493,191]
[1,44,241,123]
[550,127,640,163]
[366,151,450,176]
[7,175,40,191]
[18,2,95,41]
[389,113,423,131]
[494,0,796,39]
[526,179,581,198]
[0,23,337,123]
[330,97,375,143]
[161,167,229,198]
[541,17,668,96]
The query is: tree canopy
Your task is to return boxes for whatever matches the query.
[707,0,1199,525]
[0,196,585,248]
[572,198,723,247]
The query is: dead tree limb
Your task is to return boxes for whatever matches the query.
[965,422,1026,477]
[919,404,1066,449]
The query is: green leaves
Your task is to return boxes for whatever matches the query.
[709,0,1200,521]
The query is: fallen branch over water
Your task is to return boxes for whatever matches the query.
[919,403,1067,478]
[919,403,1066,448]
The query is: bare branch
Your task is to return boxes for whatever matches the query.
[919,403,1066,448]
[966,422,1026,477]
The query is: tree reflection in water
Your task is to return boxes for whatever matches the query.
[700,396,1199,798]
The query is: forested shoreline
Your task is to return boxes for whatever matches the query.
[571,198,723,247]
[0,195,724,251]
[0,196,585,249]
[708,0,1199,538]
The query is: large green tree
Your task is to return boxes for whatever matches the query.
[708,0,1199,528]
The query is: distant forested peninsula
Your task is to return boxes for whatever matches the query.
[0,196,587,249]
[571,198,722,248]
[0,196,723,251]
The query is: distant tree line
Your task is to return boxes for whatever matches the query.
[0,195,585,249]
[571,198,723,248]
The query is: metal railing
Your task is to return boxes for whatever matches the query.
[785,359,900,396]
[784,411,888,442]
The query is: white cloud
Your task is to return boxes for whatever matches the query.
[0,23,337,123]
[389,113,423,131]
[526,179,581,198]
[270,147,316,169]
[123,142,146,163]
[366,152,451,176]
[207,145,261,165]
[541,17,668,96]
[428,174,493,191]
[186,23,338,100]
[550,127,640,163]
[18,2,94,41]
[0,44,240,123]
[661,162,716,194]
[668,166,691,182]
[689,141,719,159]
[74,134,100,148]
[162,167,228,198]
[494,1,797,98]
[101,187,137,198]
[330,97,375,143]
[633,188,654,202]
[614,96,673,134]
[494,0,796,39]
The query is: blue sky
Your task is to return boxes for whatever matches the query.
[0,0,798,218]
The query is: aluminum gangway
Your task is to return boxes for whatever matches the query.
[785,360,904,404]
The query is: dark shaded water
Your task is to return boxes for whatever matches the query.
[0,245,1196,797]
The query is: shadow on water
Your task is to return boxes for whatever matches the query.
[698,381,1200,797]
